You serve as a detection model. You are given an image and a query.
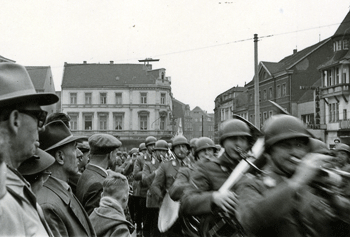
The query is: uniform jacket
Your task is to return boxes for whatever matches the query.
[89,196,134,237]
[169,166,193,201]
[133,153,150,197]
[142,157,161,208]
[236,167,350,237]
[37,176,96,237]
[5,167,51,236]
[180,153,239,216]
[77,164,107,215]
[150,157,188,201]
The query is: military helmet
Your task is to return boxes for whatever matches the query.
[139,142,147,152]
[195,137,217,155]
[129,148,139,155]
[309,138,330,155]
[189,138,198,148]
[219,119,251,145]
[172,135,190,150]
[264,114,310,148]
[145,136,157,146]
[334,143,350,154]
[154,140,169,151]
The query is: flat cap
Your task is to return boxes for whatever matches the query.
[77,141,90,152]
[89,134,122,155]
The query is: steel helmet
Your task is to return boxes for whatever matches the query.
[219,119,251,145]
[139,142,147,152]
[171,135,190,150]
[145,136,157,147]
[334,143,350,154]
[154,140,169,151]
[129,148,139,155]
[264,114,310,148]
[190,138,198,148]
[309,138,330,155]
[195,137,217,155]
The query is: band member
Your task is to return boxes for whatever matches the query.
[142,140,168,237]
[133,142,149,236]
[188,138,198,163]
[236,114,350,237]
[150,135,191,236]
[169,137,217,201]
[180,119,253,217]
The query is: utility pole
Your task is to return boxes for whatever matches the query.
[202,115,204,137]
[254,34,260,128]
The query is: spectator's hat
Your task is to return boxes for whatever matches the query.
[0,63,58,107]
[39,120,87,151]
[77,141,90,153]
[18,148,55,175]
[89,134,122,155]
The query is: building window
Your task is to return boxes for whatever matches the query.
[160,117,165,130]
[99,113,108,130]
[207,117,211,121]
[269,87,272,99]
[70,93,77,104]
[100,93,107,104]
[140,93,147,104]
[344,39,349,50]
[336,68,340,85]
[115,93,122,104]
[263,90,267,100]
[269,110,273,118]
[263,112,267,123]
[329,103,339,122]
[344,109,348,120]
[84,114,93,130]
[114,114,123,130]
[69,114,78,130]
[250,94,253,103]
[338,40,342,51]
[85,93,92,104]
[161,93,166,105]
[301,113,314,125]
[277,85,281,98]
[140,115,148,130]
[282,84,286,96]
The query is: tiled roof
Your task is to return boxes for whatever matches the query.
[298,78,321,103]
[278,38,331,71]
[25,66,50,90]
[333,11,350,38]
[318,50,349,69]
[62,63,160,88]
[261,61,284,75]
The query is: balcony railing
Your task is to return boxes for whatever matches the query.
[321,84,350,97]
[340,119,350,129]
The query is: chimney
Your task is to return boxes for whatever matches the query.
[110,61,114,64]
[83,61,87,64]
[293,49,297,54]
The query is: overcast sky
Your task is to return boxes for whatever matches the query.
[1,0,349,112]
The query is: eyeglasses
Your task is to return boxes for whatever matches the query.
[18,110,48,128]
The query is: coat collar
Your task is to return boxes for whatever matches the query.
[86,163,108,177]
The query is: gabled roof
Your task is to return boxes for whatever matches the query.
[261,61,284,75]
[333,11,350,38]
[278,38,331,70]
[62,63,161,88]
[25,66,51,90]
[215,86,245,101]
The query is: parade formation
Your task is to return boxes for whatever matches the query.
[1,62,350,237]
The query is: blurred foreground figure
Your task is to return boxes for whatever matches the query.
[0,63,58,236]
[90,172,134,237]
[236,114,350,237]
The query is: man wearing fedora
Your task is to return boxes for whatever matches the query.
[37,120,96,237]
[0,63,58,236]
[77,133,122,215]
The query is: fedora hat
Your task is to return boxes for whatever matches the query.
[0,63,59,107]
[17,148,55,175]
[39,120,87,151]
